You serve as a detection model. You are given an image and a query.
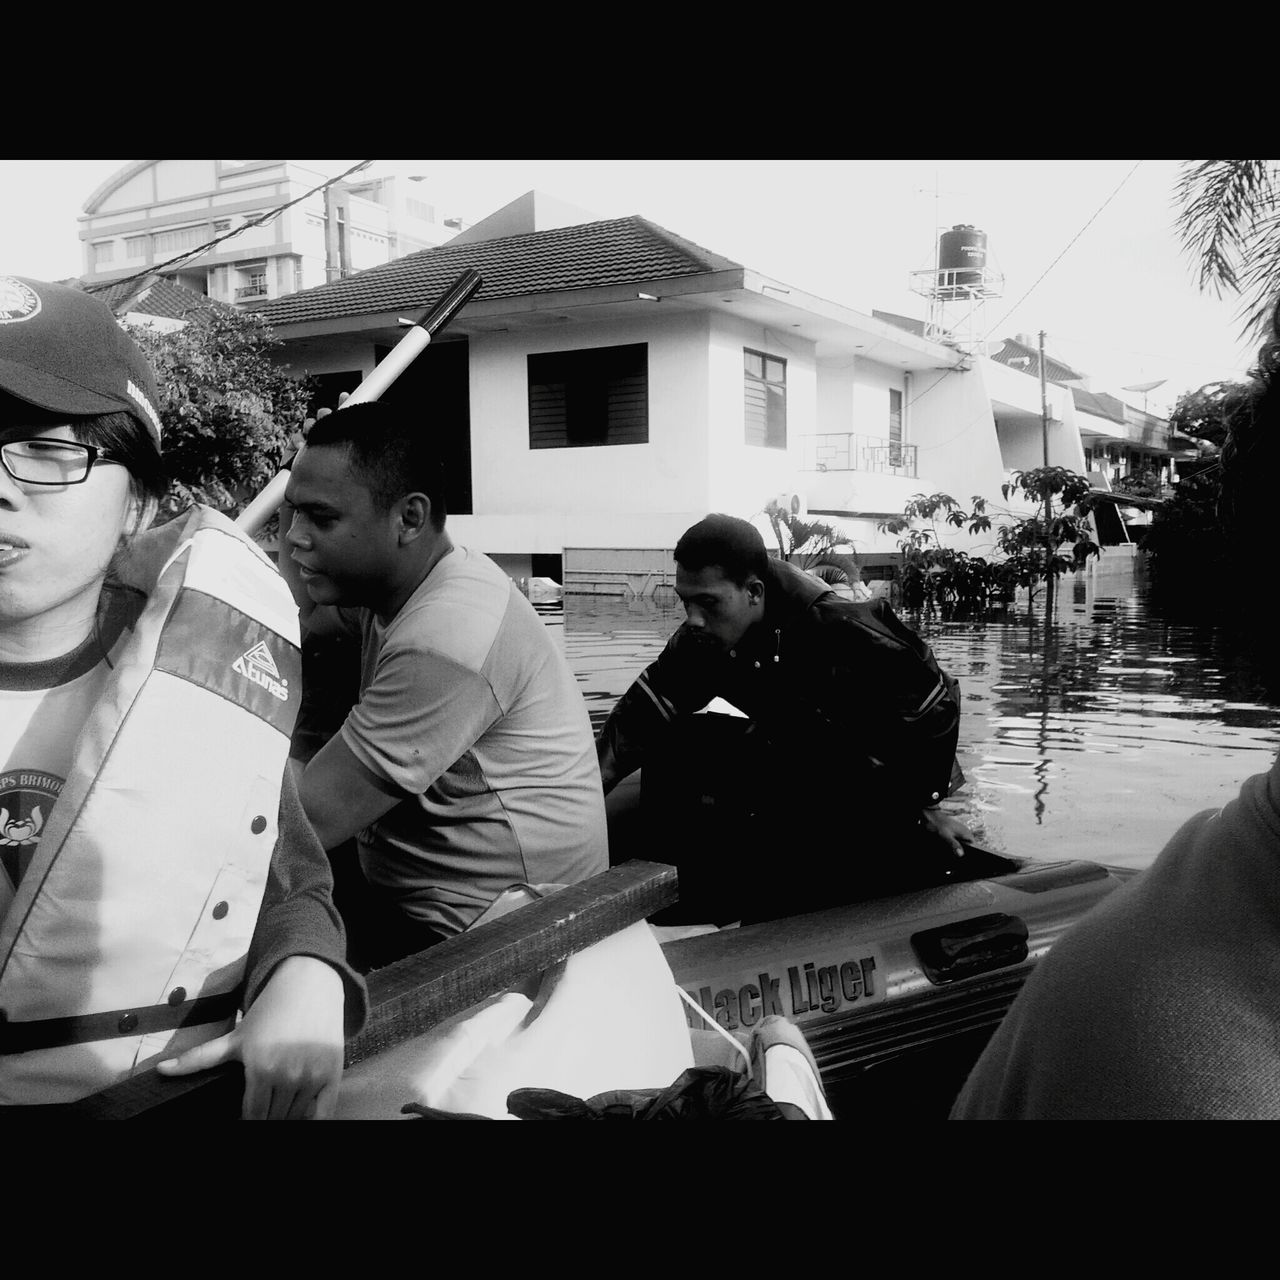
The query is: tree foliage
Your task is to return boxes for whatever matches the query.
[1174,159,1280,342]
[762,500,860,586]
[878,470,1100,615]
[130,308,314,521]
[1139,378,1243,597]
[1139,461,1229,598]
[1167,380,1241,448]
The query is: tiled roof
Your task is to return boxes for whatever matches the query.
[83,274,229,321]
[1070,386,1127,425]
[253,215,744,327]
[989,336,1087,386]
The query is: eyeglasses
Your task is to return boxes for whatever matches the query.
[0,438,124,486]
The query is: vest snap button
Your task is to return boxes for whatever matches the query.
[118,1013,138,1033]
[168,987,186,1006]
[212,901,229,920]
[250,815,267,834]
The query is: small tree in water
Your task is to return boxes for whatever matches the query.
[879,468,1100,617]
[763,499,861,588]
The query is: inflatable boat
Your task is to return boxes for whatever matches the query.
[658,850,1137,1116]
[47,843,1135,1120]
[47,734,1138,1119]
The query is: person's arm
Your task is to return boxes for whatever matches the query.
[296,732,410,850]
[156,766,368,1120]
[596,625,724,793]
[299,636,505,846]
[819,600,973,853]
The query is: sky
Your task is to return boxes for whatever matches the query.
[0,158,1261,418]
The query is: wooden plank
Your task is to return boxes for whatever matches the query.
[29,860,677,1120]
[350,859,677,1066]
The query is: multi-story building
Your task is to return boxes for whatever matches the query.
[987,334,1185,491]
[77,160,460,308]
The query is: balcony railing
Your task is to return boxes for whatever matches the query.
[800,433,917,478]
[234,284,268,300]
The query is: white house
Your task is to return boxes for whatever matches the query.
[250,196,1170,589]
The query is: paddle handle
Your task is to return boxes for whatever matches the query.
[235,268,483,535]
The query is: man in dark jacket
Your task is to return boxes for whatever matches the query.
[597,513,972,923]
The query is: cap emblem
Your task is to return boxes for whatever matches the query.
[0,277,41,324]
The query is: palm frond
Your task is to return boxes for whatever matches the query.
[1234,203,1280,342]
[1174,160,1279,296]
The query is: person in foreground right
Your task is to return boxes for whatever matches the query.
[951,301,1280,1121]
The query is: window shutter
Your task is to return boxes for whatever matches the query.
[528,345,648,449]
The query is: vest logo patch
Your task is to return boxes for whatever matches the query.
[0,770,62,889]
[232,640,289,702]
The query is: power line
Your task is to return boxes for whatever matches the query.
[981,162,1143,342]
[904,163,1148,429]
[84,159,375,296]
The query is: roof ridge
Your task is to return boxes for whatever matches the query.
[629,216,743,272]
[254,213,745,326]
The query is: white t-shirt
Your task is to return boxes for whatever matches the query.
[0,649,113,920]
[0,588,138,921]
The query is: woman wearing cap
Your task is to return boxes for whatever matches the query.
[0,276,366,1117]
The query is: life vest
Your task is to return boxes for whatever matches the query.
[0,505,302,1105]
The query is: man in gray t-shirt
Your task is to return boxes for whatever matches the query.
[280,402,606,963]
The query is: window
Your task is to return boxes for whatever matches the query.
[152,225,205,255]
[92,241,114,268]
[744,348,786,448]
[124,236,147,260]
[889,388,903,465]
[234,264,268,300]
[528,343,648,448]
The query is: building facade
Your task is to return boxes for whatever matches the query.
[248,198,1176,588]
[77,160,460,308]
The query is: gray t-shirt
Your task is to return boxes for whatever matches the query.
[340,546,607,935]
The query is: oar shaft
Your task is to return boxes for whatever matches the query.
[234,268,482,535]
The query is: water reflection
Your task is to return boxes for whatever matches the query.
[555,568,1280,872]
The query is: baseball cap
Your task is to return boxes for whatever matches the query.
[0,275,164,447]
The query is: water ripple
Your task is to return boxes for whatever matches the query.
[555,577,1280,871]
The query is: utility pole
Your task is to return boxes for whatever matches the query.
[1039,331,1055,619]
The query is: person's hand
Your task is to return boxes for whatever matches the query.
[156,956,346,1120]
[919,806,976,858]
[300,390,352,435]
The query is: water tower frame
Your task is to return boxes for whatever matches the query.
[909,224,1004,355]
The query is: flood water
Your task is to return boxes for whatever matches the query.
[549,563,1280,872]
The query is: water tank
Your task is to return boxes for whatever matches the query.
[938,224,987,288]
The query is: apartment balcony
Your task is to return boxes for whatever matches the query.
[234,284,269,300]
[799,433,917,479]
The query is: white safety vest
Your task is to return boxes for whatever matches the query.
[0,506,301,1105]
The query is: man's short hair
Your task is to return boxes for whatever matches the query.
[674,513,768,585]
[304,400,447,529]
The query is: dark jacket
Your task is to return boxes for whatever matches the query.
[597,559,962,818]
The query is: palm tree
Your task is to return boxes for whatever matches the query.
[1175,160,1280,341]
